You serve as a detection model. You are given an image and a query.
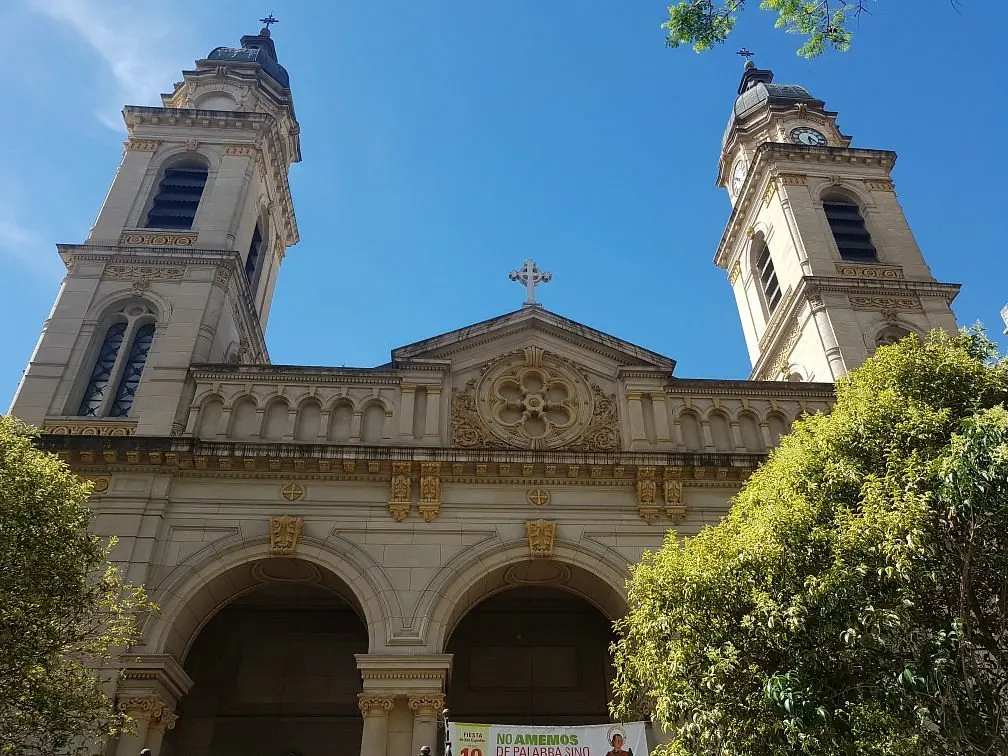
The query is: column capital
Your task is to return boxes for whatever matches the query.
[358,694,396,717]
[116,693,178,730]
[408,693,445,715]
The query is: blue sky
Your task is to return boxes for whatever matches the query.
[2,1,1006,406]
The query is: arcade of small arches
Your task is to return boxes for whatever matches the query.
[188,390,799,451]
[119,544,629,756]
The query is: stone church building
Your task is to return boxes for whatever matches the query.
[8,23,960,756]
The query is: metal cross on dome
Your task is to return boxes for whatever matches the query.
[509,259,552,306]
[259,13,279,29]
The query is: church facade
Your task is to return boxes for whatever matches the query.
[8,24,960,756]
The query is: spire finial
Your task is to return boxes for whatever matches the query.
[259,13,278,36]
[737,48,755,66]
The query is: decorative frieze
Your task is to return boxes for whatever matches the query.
[835,263,903,279]
[119,231,198,247]
[728,259,741,285]
[42,419,136,437]
[224,144,259,157]
[864,179,895,192]
[418,462,442,522]
[269,515,302,556]
[777,173,808,186]
[848,295,923,312]
[526,519,556,558]
[125,139,161,152]
[389,461,412,521]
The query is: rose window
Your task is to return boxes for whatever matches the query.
[492,367,577,441]
[473,347,595,449]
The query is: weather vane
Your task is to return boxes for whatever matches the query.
[259,13,279,30]
[737,48,754,61]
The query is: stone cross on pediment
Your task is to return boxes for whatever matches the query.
[509,259,552,306]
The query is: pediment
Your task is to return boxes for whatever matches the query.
[391,306,676,374]
[393,307,674,452]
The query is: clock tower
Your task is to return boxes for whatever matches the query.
[715,61,960,381]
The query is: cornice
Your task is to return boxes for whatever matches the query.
[191,364,407,385]
[39,435,767,481]
[667,377,834,399]
[714,144,899,270]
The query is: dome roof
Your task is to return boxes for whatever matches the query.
[207,29,289,89]
[723,62,823,146]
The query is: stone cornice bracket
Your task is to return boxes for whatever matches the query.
[525,519,556,558]
[388,461,412,521]
[358,694,396,717]
[408,694,446,714]
[663,468,687,524]
[635,466,660,524]
[269,515,303,555]
[418,462,442,522]
[116,694,178,730]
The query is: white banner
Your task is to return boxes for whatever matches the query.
[448,721,648,756]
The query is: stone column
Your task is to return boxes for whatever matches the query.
[114,694,178,756]
[359,695,395,756]
[423,388,441,442]
[399,386,417,439]
[409,694,445,756]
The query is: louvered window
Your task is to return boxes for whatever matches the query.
[145,161,208,229]
[824,201,877,261]
[110,323,156,417]
[77,323,127,416]
[756,244,782,314]
[245,224,263,286]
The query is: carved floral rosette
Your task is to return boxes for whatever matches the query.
[450,347,620,451]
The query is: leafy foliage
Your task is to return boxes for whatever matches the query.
[0,416,152,755]
[663,0,869,58]
[611,329,1008,755]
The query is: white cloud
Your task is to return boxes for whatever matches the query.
[0,214,64,280]
[27,0,186,130]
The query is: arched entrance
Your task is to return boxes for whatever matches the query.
[445,579,616,725]
[162,558,368,756]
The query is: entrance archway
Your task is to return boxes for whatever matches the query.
[162,558,368,756]
[445,583,616,725]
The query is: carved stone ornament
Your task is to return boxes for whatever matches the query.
[388,461,412,521]
[358,695,395,716]
[728,260,741,285]
[849,295,923,312]
[450,347,620,451]
[281,483,304,501]
[836,263,903,280]
[527,488,551,506]
[269,515,303,556]
[526,519,557,558]
[418,462,441,522]
[116,694,178,730]
[408,694,446,714]
[125,139,160,152]
[663,470,687,524]
[119,231,198,247]
[635,466,661,524]
[42,419,136,436]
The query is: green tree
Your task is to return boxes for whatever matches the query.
[611,329,1008,755]
[664,0,874,58]
[0,416,151,755]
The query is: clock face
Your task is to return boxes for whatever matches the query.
[731,159,748,195]
[790,126,828,146]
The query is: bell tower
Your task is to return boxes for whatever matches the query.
[9,23,300,433]
[714,61,959,382]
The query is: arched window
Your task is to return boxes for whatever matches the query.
[244,223,264,288]
[109,323,155,417]
[753,234,782,315]
[76,305,157,418]
[77,322,127,416]
[145,159,208,229]
[823,198,877,261]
